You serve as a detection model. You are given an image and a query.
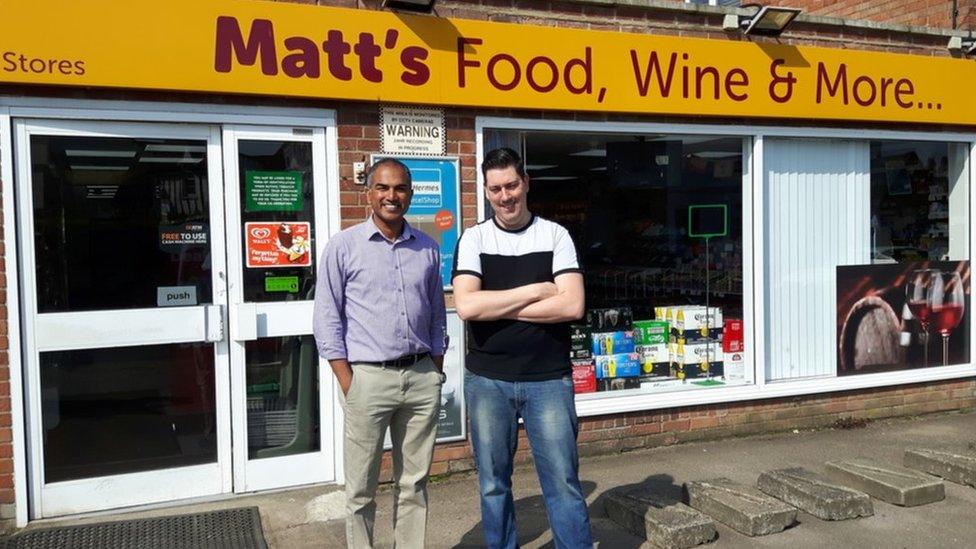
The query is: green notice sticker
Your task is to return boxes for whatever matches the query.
[265,276,300,293]
[245,171,303,212]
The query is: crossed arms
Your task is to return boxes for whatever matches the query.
[452,272,585,323]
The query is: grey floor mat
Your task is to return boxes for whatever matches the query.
[0,507,267,549]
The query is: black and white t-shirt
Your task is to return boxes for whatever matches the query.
[452,215,582,381]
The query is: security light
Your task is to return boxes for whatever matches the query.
[382,0,436,13]
[732,5,802,37]
[947,36,976,55]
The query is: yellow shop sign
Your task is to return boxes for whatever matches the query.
[0,0,973,125]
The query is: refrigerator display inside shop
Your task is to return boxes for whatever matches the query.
[569,306,746,394]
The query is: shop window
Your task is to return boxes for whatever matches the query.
[764,139,970,382]
[485,129,747,397]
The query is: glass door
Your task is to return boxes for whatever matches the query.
[16,120,231,517]
[222,126,334,492]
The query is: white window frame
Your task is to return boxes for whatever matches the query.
[476,116,976,419]
[0,97,342,527]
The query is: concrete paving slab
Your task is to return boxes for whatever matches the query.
[904,448,976,488]
[603,488,716,549]
[824,459,945,506]
[684,478,796,536]
[756,467,873,521]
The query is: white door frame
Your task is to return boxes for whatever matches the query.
[14,119,231,517]
[0,98,339,525]
[222,125,335,493]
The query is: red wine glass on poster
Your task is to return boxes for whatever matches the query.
[930,271,965,367]
[906,269,939,367]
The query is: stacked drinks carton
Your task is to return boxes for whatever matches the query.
[588,307,640,391]
[722,318,745,382]
[570,324,596,393]
[655,306,724,380]
[633,319,670,380]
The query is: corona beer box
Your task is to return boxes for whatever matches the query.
[672,340,724,379]
[594,353,641,379]
[570,324,592,359]
[673,306,723,332]
[590,330,636,356]
[636,343,670,377]
[571,359,596,393]
[633,319,669,345]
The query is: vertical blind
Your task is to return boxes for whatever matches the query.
[764,139,871,381]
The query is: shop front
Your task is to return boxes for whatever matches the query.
[0,0,974,527]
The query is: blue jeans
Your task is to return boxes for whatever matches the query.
[465,370,593,549]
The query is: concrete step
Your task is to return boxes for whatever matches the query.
[824,459,944,507]
[604,489,716,549]
[757,467,873,521]
[904,448,976,488]
[684,478,796,536]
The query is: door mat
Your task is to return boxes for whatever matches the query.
[0,507,267,549]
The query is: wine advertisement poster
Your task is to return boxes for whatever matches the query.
[836,261,970,375]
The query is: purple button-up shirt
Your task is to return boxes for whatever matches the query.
[313,216,447,362]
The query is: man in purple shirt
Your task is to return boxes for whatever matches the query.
[313,158,447,549]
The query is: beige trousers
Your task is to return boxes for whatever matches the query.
[340,356,443,549]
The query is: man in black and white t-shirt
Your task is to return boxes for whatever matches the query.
[453,148,592,549]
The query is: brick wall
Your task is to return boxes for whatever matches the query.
[764,0,976,30]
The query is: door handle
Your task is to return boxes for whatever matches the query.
[205,305,223,342]
[231,303,258,342]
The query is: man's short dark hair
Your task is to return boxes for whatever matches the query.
[481,147,526,182]
[366,158,412,187]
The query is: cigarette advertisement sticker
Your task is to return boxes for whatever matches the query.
[245,222,312,268]
[245,170,304,212]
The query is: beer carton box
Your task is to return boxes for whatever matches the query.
[587,307,633,331]
[673,340,724,379]
[673,327,723,344]
[590,330,636,356]
[571,359,596,393]
[596,377,641,392]
[570,324,591,357]
[724,351,745,382]
[722,319,744,353]
[673,306,723,332]
[637,343,670,377]
[594,353,641,379]
[633,319,669,345]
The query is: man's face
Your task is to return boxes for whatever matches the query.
[484,165,529,227]
[366,164,412,225]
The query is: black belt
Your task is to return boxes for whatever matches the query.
[373,352,429,368]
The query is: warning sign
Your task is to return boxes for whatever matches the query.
[245,222,312,269]
[380,106,445,156]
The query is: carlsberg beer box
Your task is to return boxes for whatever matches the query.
[590,330,636,356]
[633,319,669,345]
[570,324,592,359]
[587,307,633,331]
[594,353,641,379]
[671,340,724,379]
